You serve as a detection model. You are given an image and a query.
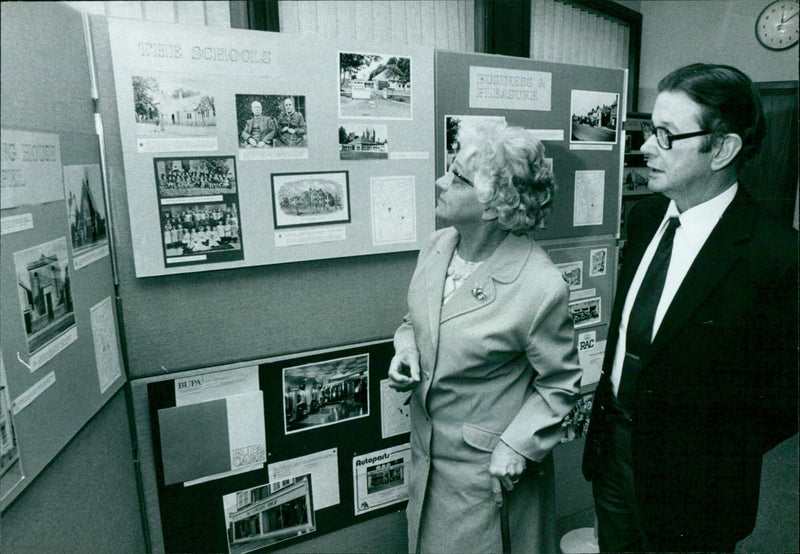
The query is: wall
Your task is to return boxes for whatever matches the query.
[637,0,799,110]
[1,391,145,553]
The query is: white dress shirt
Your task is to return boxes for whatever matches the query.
[610,184,738,394]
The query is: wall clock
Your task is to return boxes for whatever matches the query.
[756,0,799,50]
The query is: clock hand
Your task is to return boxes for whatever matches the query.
[782,10,799,22]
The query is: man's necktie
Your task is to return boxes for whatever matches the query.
[617,217,681,410]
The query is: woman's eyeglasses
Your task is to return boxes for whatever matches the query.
[450,167,474,187]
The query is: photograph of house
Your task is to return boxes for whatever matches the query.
[339,52,411,119]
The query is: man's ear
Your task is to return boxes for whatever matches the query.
[710,133,742,171]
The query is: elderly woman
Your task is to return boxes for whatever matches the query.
[389,120,582,553]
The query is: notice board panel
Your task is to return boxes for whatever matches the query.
[434,50,626,240]
[539,235,618,390]
[0,2,126,509]
[135,340,408,553]
[106,18,435,277]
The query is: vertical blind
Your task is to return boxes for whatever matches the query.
[63,1,233,26]
[277,0,475,51]
[530,0,629,70]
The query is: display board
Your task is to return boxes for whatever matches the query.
[434,51,626,389]
[106,18,435,277]
[0,2,126,509]
[539,235,618,389]
[133,340,408,553]
[434,50,626,240]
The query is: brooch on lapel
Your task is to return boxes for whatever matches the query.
[471,284,486,301]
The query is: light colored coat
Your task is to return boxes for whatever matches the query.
[394,228,582,553]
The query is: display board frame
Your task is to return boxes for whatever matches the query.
[434,50,627,240]
[0,3,126,510]
[131,339,409,553]
[106,18,436,277]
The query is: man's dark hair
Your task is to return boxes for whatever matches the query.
[658,63,765,165]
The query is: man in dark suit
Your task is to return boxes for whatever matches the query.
[583,63,798,552]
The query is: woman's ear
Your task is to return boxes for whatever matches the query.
[481,206,499,221]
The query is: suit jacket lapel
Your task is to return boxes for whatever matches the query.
[647,190,753,361]
[615,211,663,318]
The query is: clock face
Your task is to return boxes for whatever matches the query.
[756,0,800,50]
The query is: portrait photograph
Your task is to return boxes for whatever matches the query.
[132,74,216,137]
[154,156,237,198]
[339,123,388,160]
[339,51,412,119]
[235,94,307,150]
[570,89,619,144]
[283,353,369,435]
[271,171,350,229]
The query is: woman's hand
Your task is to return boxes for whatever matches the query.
[489,440,527,507]
[388,349,421,391]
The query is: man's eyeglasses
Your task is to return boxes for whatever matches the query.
[641,121,711,150]
[450,167,474,187]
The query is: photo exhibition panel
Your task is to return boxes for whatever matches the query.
[107,18,435,277]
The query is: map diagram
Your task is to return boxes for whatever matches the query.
[573,170,604,227]
[371,176,416,245]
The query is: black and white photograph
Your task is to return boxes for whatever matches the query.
[339,51,411,119]
[569,297,602,329]
[283,353,369,434]
[236,94,307,149]
[132,74,216,137]
[570,90,619,144]
[338,123,388,159]
[154,156,237,198]
[14,238,76,357]
[0,354,21,485]
[352,444,411,515]
[589,247,608,277]
[62,164,108,268]
[555,261,583,290]
[222,474,315,554]
[445,115,505,171]
[159,202,243,263]
[271,171,350,229]
[366,457,405,495]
